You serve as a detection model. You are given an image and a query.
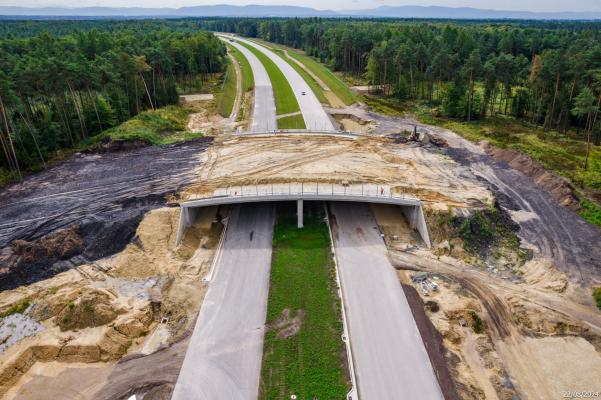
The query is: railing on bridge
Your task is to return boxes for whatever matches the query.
[201,182,417,203]
[235,129,362,139]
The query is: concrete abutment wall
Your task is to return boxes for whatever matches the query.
[176,195,431,248]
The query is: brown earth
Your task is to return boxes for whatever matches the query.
[0,204,220,398]
[0,138,213,291]
[182,134,493,213]
[401,282,460,400]
[483,143,581,211]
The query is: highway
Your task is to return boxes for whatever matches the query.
[233,37,336,131]
[219,36,277,132]
[330,202,444,400]
[172,203,275,400]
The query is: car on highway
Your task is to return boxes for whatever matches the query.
[301,91,306,95]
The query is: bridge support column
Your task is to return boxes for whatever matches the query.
[297,199,304,228]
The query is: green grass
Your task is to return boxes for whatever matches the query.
[260,205,349,400]
[277,114,306,130]
[249,37,358,106]
[237,41,300,116]
[1,300,31,318]
[86,104,203,146]
[593,287,601,310]
[270,48,328,104]
[217,59,238,118]
[287,51,358,106]
[228,45,254,92]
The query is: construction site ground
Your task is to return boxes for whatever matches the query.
[1,83,601,399]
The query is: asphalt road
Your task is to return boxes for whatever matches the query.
[219,37,277,132]
[172,203,275,400]
[234,37,336,131]
[329,202,443,400]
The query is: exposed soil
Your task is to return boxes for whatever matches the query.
[332,103,601,285]
[0,138,212,290]
[0,204,220,398]
[266,308,304,339]
[483,143,581,211]
[401,283,460,400]
[182,134,493,213]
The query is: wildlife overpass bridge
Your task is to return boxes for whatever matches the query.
[176,182,431,247]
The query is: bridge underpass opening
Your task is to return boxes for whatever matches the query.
[175,186,431,248]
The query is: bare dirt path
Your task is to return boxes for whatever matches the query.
[333,104,601,286]
[226,49,243,123]
[392,250,601,400]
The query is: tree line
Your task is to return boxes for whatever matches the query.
[0,22,225,182]
[200,17,601,168]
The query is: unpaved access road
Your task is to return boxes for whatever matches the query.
[234,36,336,131]
[329,202,443,400]
[172,203,275,400]
[218,36,277,132]
[330,104,601,286]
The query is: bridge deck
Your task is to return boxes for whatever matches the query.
[176,183,430,247]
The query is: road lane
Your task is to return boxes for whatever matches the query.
[172,203,275,400]
[219,37,277,132]
[329,202,443,400]
[233,37,336,131]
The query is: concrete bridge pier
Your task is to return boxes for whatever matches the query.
[297,199,303,228]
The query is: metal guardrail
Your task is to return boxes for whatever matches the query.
[183,182,420,206]
[235,129,364,138]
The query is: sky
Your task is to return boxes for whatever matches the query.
[2,0,601,12]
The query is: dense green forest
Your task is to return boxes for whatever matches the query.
[202,18,601,166]
[2,18,601,191]
[0,21,225,183]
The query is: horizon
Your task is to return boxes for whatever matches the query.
[2,1,601,13]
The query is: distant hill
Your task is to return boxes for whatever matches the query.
[1,4,600,20]
[341,5,601,20]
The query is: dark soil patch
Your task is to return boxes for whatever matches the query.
[401,283,460,400]
[484,143,581,211]
[0,138,212,290]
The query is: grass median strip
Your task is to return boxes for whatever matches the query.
[260,203,349,400]
[271,48,328,104]
[287,51,358,106]
[277,114,306,130]
[237,41,304,125]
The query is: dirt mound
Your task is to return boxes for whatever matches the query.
[111,208,180,278]
[483,143,581,211]
[520,259,568,294]
[0,225,83,274]
[54,289,121,331]
[266,308,304,339]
